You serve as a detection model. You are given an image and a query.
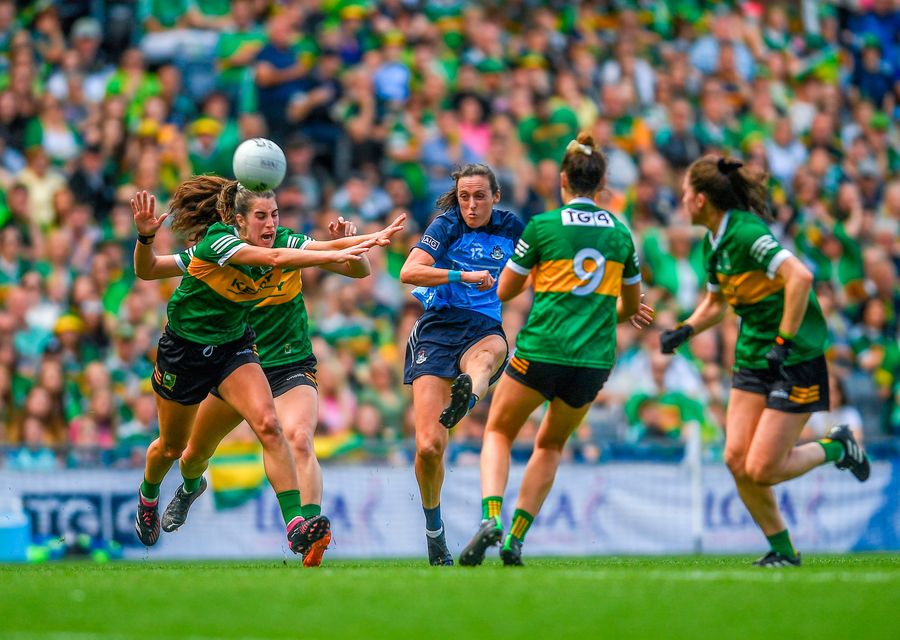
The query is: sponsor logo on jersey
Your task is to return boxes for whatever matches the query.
[561,208,614,227]
[415,350,427,364]
[284,343,293,354]
[421,235,440,250]
[491,245,504,260]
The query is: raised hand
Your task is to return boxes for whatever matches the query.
[131,190,168,236]
[328,216,358,239]
[375,212,407,246]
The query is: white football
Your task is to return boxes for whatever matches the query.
[232,138,287,192]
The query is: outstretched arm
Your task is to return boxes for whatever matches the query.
[132,191,183,280]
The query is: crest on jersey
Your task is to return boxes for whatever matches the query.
[415,350,427,364]
[491,245,504,260]
[162,372,177,390]
[283,343,293,354]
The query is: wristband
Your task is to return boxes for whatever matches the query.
[448,270,462,283]
[775,334,794,347]
[138,233,156,245]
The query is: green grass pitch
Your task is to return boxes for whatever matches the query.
[2,555,898,639]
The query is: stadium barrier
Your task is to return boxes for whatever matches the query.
[2,456,897,559]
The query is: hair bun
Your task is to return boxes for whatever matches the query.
[717,157,743,174]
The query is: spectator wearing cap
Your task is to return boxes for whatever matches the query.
[851,35,895,110]
[848,0,900,63]
[62,16,114,104]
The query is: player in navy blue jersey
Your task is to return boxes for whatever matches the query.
[400,163,525,565]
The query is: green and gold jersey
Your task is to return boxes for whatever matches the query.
[176,226,313,366]
[167,222,280,344]
[704,209,827,369]
[507,199,641,368]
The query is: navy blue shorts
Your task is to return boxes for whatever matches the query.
[404,308,507,385]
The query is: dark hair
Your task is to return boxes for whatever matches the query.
[561,133,607,196]
[168,176,275,242]
[687,155,772,222]
[435,163,500,212]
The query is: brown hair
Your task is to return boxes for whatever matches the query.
[435,163,500,212]
[687,155,772,222]
[561,132,607,196]
[168,176,275,242]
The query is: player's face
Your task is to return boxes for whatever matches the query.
[239,197,279,247]
[681,175,703,224]
[456,176,499,228]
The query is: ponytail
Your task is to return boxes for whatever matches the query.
[687,155,772,222]
[169,176,275,242]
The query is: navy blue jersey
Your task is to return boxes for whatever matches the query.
[411,208,524,323]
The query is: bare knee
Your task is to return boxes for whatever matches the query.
[251,412,284,445]
[286,425,315,459]
[724,448,748,481]
[416,437,446,464]
[157,443,186,464]
[745,458,779,486]
[534,435,566,453]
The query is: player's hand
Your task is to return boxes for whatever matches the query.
[375,212,406,246]
[764,336,794,385]
[333,237,376,262]
[630,299,655,330]
[328,216,357,239]
[463,270,494,291]
[660,324,694,354]
[131,190,168,235]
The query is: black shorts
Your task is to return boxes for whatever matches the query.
[504,355,611,408]
[152,325,260,406]
[732,354,829,413]
[403,308,508,385]
[210,355,318,400]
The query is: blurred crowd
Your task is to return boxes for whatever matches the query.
[1,0,899,471]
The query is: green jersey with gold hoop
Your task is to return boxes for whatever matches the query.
[704,209,827,369]
[506,199,641,368]
[176,225,313,366]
